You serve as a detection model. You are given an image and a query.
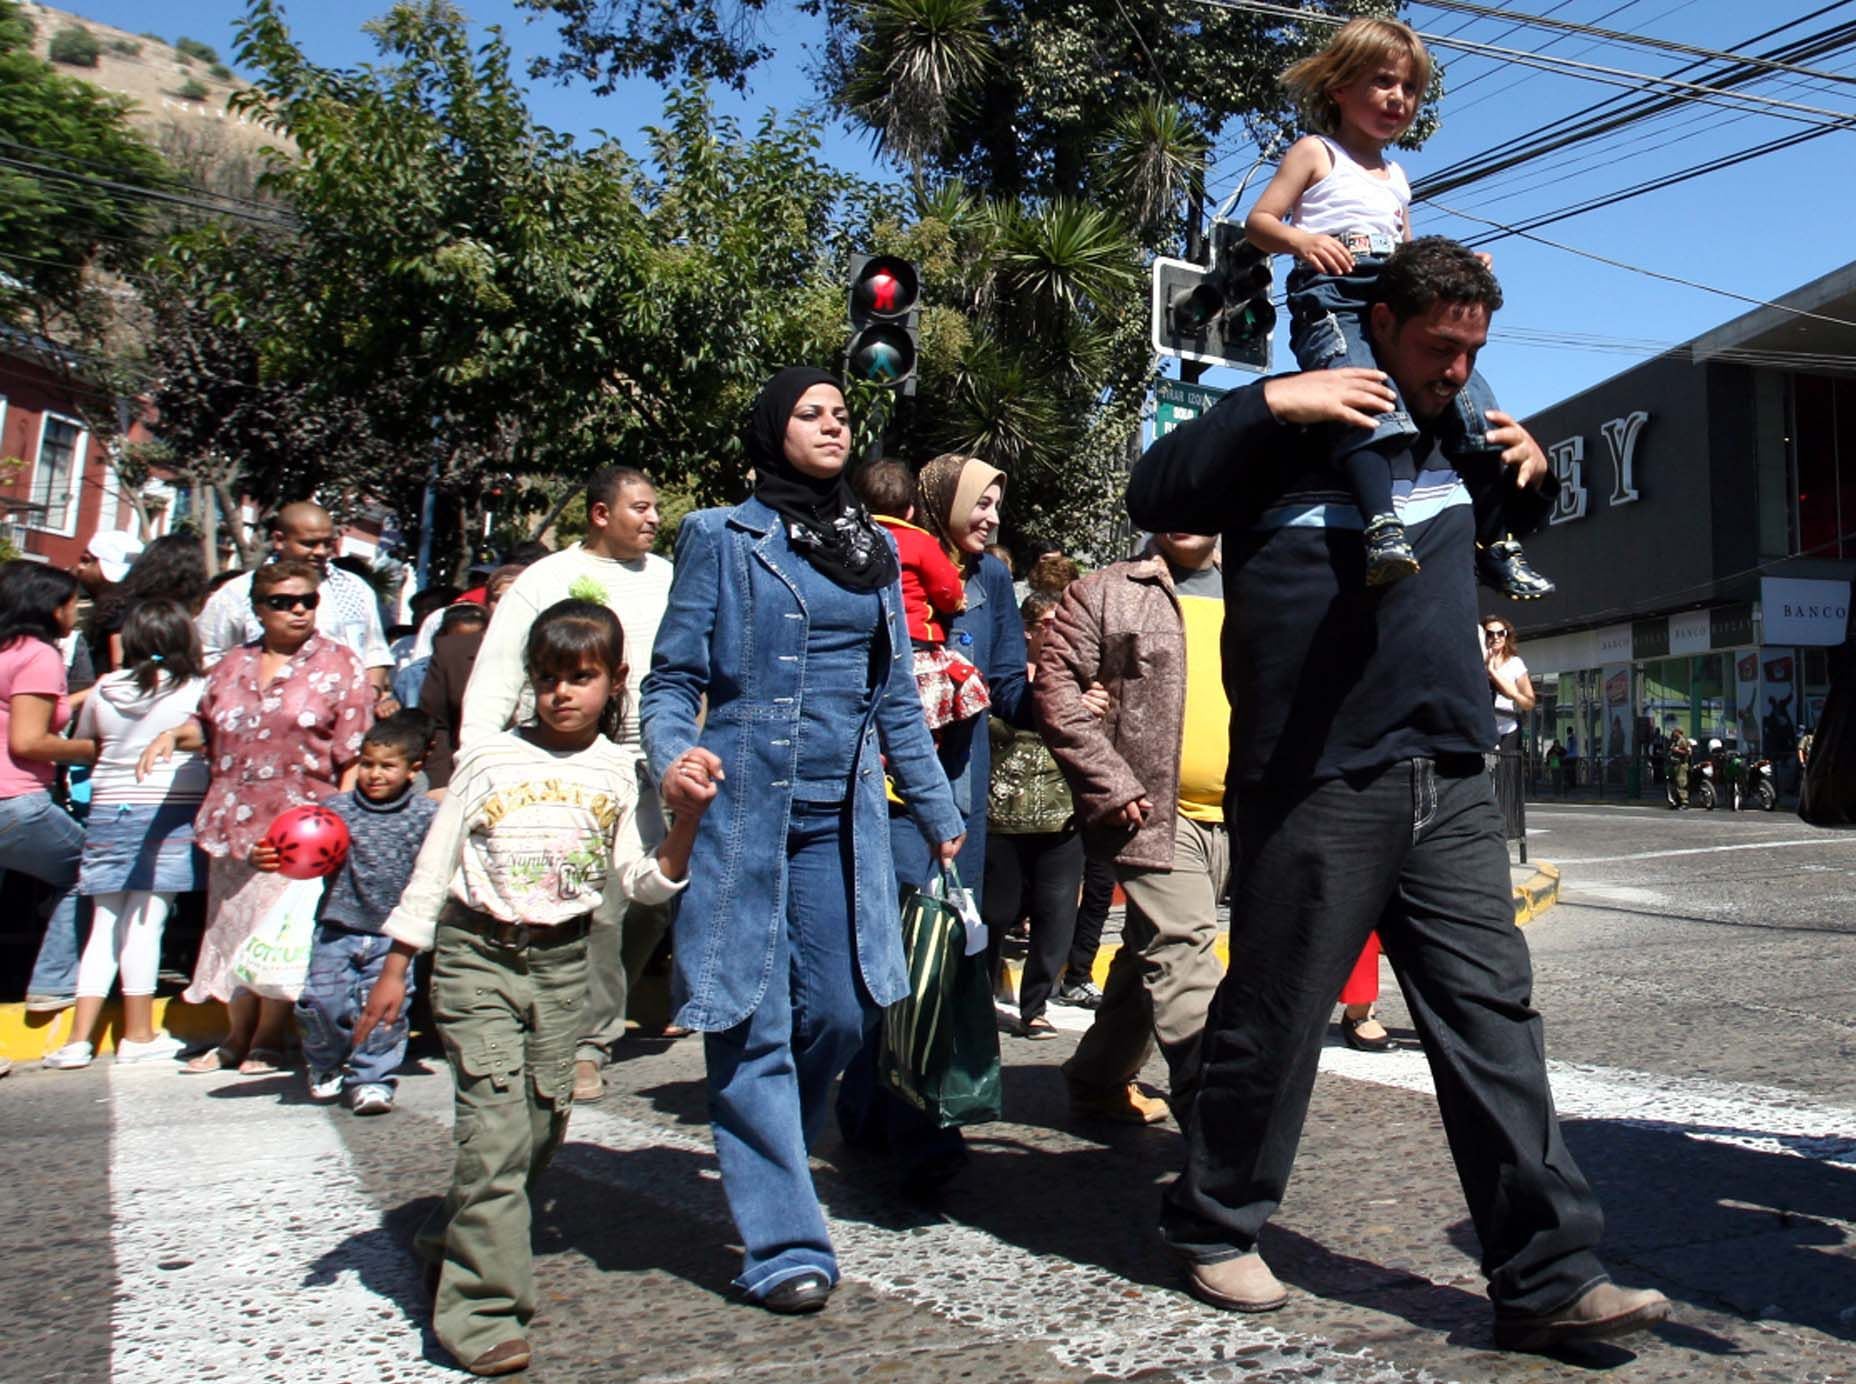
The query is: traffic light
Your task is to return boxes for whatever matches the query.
[846,254,920,394]
[1151,220,1274,373]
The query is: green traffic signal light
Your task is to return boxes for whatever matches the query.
[847,323,916,383]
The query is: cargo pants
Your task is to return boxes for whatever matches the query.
[415,911,589,1366]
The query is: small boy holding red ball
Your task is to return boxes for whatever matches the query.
[253,709,439,1115]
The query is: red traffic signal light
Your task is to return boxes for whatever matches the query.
[846,254,920,390]
[850,255,919,321]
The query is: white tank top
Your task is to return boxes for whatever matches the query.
[1292,136,1410,240]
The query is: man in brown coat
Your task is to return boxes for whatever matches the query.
[1035,531,1229,1124]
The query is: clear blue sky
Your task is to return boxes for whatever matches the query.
[57,0,1856,419]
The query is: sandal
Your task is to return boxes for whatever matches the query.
[182,1045,242,1074]
[238,1047,288,1076]
[1023,1016,1058,1041]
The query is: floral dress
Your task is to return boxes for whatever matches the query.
[184,634,374,1004]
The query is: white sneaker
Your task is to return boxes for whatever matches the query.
[349,1084,394,1116]
[44,1041,95,1070]
[307,1068,345,1101]
[114,1033,188,1064]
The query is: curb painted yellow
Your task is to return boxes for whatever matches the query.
[5,868,1562,1062]
[1513,862,1561,927]
[0,996,228,1064]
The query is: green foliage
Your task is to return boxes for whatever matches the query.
[47,24,100,66]
[177,77,208,100]
[209,61,233,80]
[195,0,882,577]
[175,36,219,63]
[0,0,170,327]
[109,37,142,55]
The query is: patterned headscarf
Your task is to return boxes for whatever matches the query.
[914,454,1006,570]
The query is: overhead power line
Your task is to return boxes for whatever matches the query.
[1185,0,1856,129]
[0,154,295,228]
[1413,0,1856,84]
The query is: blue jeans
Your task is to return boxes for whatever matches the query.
[1,790,88,998]
[1161,757,1610,1315]
[295,924,414,1088]
[705,799,870,1298]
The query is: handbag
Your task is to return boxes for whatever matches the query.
[229,876,324,1000]
[879,865,1004,1129]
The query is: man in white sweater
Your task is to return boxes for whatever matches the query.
[458,466,677,1100]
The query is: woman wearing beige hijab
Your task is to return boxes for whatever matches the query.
[836,453,1035,1193]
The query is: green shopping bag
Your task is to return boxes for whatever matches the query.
[879,865,1004,1129]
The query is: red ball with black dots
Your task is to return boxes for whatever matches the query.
[264,804,352,880]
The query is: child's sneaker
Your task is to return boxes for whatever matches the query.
[1363,514,1420,587]
[116,1033,187,1064]
[349,1083,395,1116]
[307,1068,345,1102]
[44,1040,94,1070]
[1478,538,1555,600]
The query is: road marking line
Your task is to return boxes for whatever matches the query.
[1549,838,1838,865]
[108,1064,453,1384]
[1320,1047,1856,1163]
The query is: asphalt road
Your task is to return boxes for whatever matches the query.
[5,802,1854,1383]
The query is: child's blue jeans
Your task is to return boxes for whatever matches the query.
[1287,260,1501,450]
[295,923,414,1089]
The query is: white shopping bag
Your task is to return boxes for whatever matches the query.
[229,876,324,1000]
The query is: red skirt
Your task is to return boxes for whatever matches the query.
[913,645,990,731]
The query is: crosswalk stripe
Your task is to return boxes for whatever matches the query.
[107,1062,455,1384]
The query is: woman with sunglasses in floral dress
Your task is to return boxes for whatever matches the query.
[139,558,376,1074]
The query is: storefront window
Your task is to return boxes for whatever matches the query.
[1642,657,1691,738]
[1692,653,1730,744]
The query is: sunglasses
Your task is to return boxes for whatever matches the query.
[1484,629,1506,642]
[257,592,321,613]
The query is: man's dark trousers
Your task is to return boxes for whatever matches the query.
[1161,755,1610,1314]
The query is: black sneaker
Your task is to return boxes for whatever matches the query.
[1363,513,1420,587]
[1478,538,1555,599]
[1053,979,1103,1010]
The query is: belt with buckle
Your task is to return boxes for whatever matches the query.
[446,904,591,949]
[1338,229,1398,258]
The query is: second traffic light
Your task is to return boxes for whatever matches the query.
[1150,221,1274,373]
[846,254,920,394]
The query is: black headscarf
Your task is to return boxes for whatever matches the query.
[748,366,898,592]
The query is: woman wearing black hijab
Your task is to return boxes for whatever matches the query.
[641,367,965,1313]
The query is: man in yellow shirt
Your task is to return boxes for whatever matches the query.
[1035,531,1229,1123]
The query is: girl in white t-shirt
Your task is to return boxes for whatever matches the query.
[1484,616,1535,747]
[45,600,210,1069]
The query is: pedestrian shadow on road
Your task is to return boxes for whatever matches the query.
[1456,1114,1856,1347]
[303,1195,451,1369]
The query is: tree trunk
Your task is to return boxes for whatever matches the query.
[195,473,219,577]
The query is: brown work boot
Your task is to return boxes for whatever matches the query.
[572,1059,605,1103]
[1493,1282,1671,1352]
[1067,1079,1169,1125]
[1183,1253,1289,1313]
[464,1337,532,1376]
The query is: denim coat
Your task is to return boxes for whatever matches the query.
[887,553,1031,898]
[640,498,965,1032]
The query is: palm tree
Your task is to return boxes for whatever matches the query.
[838,0,992,195]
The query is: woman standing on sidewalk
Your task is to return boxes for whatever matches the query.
[641,367,963,1314]
[1,562,97,1012]
[141,559,374,1075]
[1485,616,1533,835]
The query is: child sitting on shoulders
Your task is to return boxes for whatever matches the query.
[1244,16,1553,600]
[265,708,440,1116]
[354,598,711,1378]
[856,459,990,735]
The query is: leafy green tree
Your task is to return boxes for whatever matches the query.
[220,0,882,575]
[0,0,169,330]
